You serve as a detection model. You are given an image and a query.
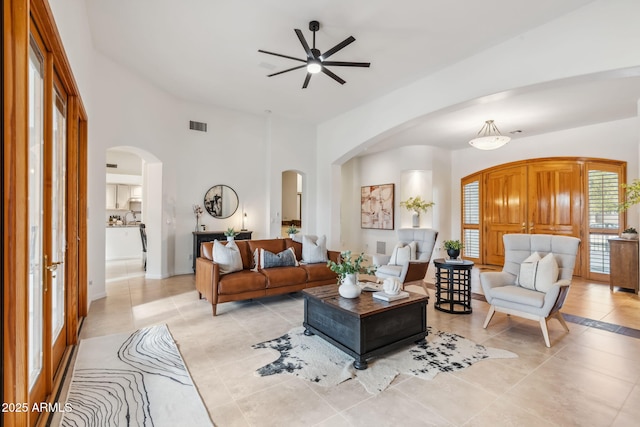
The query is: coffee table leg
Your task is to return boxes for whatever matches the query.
[303,329,314,336]
[353,359,368,370]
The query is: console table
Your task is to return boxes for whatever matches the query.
[609,238,639,294]
[433,258,474,314]
[192,230,252,271]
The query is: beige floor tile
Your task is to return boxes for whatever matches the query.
[235,379,338,427]
[59,259,640,427]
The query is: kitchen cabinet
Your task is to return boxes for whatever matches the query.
[131,185,143,199]
[106,184,133,210]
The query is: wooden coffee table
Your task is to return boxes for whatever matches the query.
[302,284,429,370]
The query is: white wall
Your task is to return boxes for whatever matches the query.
[316,0,640,248]
[341,145,451,255]
[451,118,640,234]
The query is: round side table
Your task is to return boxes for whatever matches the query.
[433,258,474,314]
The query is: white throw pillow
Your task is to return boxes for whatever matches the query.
[213,240,243,275]
[389,243,411,266]
[516,252,541,290]
[302,235,327,264]
[535,253,559,293]
[408,241,418,260]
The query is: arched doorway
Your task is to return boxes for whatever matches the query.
[105,147,163,279]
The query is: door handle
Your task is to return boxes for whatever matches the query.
[46,261,63,272]
[521,222,526,231]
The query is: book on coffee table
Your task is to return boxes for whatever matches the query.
[372,290,410,302]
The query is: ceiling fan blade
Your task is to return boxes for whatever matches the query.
[302,73,312,89]
[321,61,370,67]
[294,29,313,59]
[321,36,356,60]
[321,67,346,85]
[267,64,306,77]
[258,49,306,63]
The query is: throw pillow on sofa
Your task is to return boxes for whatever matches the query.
[213,240,243,275]
[254,247,299,269]
[302,235,327,264]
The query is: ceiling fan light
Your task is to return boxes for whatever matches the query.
[307,59,322,74]
[469,120,511,150]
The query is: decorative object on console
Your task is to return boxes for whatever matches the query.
[443,239,464,259]
[192,204,203,232]
[204,184,239,218]
[361,183,394,230]
[224,227,238,241]
[621,227,639,240]
[287,224,299,239]
[399,196,435,228]
[241,211,248,231]
[469,119,511,150]
[258,20,371,89]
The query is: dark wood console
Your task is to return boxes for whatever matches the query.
[192,230,252,271]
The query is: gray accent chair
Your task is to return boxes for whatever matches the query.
[373,228,438,293]
[481,234,580,347]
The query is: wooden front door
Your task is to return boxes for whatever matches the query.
[484,165,528,265]
[528,161,583,273]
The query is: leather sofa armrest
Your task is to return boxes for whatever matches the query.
[195,257,220,304]
[327,250,340,263]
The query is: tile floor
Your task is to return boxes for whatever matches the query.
[68,259,640,426]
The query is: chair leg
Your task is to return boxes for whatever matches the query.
[554,312,570,332]
[539,318,551,348]
[483,305,496,329]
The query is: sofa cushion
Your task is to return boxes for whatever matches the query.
[302,235,328,264]
[217,270,266,294]
[300,263,337,283]
[261,266,308,288]
[213,240,243,275]
[254,248,298,269]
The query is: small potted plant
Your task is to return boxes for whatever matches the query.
[327,251,377,298]
[224,227,238,241]
[621,227,638,240]
[443,240,464,259]
[399,196,435,227]
[287,224,299,239]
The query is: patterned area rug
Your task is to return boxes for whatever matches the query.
[253,326,517,394]
[61,324,212,427]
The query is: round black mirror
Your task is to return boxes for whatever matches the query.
[204,185,239,219]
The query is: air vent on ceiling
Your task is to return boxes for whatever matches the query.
[106,163,118,168]
[189,120,207,132]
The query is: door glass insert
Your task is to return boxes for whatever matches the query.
[28,38,45,390]
[51,85,67,340]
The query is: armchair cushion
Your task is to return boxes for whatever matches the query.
[516,252,559,293]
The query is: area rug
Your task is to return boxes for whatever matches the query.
[253,326,517,394]
[61,324,212,427]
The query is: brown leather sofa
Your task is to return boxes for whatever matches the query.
[196,238,339,315]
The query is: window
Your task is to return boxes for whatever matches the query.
[462,175,481,260]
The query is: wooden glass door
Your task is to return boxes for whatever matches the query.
[49,79,68,373]
[484,165,527,265]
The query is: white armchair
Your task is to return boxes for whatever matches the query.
[373,228,438,293]
[481,234,580,347]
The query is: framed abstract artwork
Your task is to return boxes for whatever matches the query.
[361,184,394,229]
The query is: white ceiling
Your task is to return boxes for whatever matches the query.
[85,0,640,151]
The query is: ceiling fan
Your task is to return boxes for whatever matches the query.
[258,20,370,89]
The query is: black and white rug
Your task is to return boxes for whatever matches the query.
[253,326,517,394]
[61,324,212,427]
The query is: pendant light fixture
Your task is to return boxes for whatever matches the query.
[469,120,511,150]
